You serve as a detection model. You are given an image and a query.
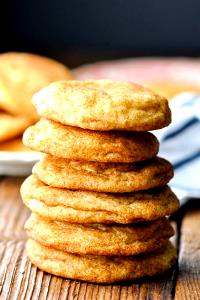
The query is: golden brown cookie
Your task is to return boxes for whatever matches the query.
[33,155,173,193]
[0,112,32,142]
[23,118,159,162]
[0,137,33,152]
[0,52,73,120]
[26,239,177,283]
[21,175,179,224]
[25,214,174,256]
[32,80,171,131]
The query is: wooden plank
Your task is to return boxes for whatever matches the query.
[175,203,200,300]
[0,177,179,300]
[0,177,29,241]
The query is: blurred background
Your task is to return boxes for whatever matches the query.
[2,0,200,66]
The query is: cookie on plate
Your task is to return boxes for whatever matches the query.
[0,112,32,142]
[0,138,32,152]
[0,52,73,120]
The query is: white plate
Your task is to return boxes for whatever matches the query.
[0,151,43,176]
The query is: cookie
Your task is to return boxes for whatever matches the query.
[21,176,179,224]
[0,137,33,152]
[32,80,171,131]
[23,118,159,162]
[33,155,173,193]
[0,52,73,120]
[25,214,174,256]
[0,112,32,142]
[26,239,177,283]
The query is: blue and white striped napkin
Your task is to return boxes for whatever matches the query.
[154,93,200,204]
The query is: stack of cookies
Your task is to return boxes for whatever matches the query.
[21,80,179,283]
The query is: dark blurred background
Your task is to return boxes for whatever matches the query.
[1,0,200,67]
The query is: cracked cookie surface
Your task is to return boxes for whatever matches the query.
[33,80,171,131]
[32,155,173,193]
[26,239,177,283]
[23,118,159,162]
[21,175,179,224]
[25,214,174,256]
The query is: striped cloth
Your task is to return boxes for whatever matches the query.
[154,93,200,204]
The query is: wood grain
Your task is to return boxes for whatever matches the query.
[0,177,180,300]
[175,204,200,300]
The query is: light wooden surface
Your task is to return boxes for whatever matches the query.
[0,177,199,300]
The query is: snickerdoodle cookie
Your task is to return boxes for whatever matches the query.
[23,118,159,162]
[26,239,177,283]
[25,214,174,256]
[21,175,179,224]
[0,52,73,120]
[32,80,171,131]
[32,155,173,193]
[0,112,32,142]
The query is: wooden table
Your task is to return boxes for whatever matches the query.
[0,177,199,300]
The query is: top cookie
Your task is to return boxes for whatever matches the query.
[33,80,171,131]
